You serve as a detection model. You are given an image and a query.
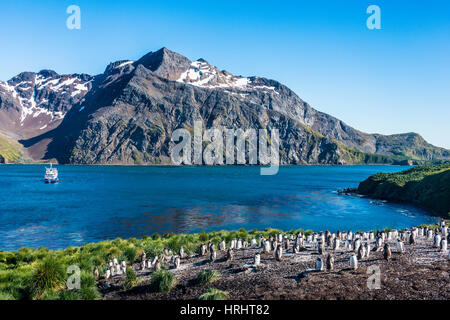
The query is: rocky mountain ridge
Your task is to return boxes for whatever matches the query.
[0,47,449,165]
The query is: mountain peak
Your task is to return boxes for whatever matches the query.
[134,47,191,81]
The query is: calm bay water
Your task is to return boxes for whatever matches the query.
[0,165,436,251]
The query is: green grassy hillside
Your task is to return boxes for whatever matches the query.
[0,133,22,163]
[358,163,450,218]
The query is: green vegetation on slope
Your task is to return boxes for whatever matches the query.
[336,141,431,165]
[358,163,450,218]
[0,134,22,163]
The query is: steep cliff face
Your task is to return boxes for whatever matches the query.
[2,47,448,165]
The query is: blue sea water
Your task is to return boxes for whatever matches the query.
[0,165,437,251]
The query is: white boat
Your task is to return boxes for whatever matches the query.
[44,164,59,183]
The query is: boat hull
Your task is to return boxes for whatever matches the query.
[45,178,59,184]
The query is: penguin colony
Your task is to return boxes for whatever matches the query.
[99,221,449,283]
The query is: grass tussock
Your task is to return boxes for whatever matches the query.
[150,269,177,292]
[123,267,139,290]
[196,269,221,285]
[198,288,228,300]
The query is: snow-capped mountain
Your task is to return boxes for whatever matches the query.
[1,48,448,164]
[0,70,92,139]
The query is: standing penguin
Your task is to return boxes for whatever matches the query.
[200,244,208,256]
[409,232,416,245]
[141,250,146,262]
[315,257,324,271]
[285,238,290,251]
[357,245,366,260]
[254,253,261,267]
[210,249,217,262]
[440,239,448,253]
[318,241,325,255]
[383,243,392,261]
[333,238,340,251]
[349,254,358,270]
[376,237,383,251]
[219,240,226,251]
[226,248,233,261]
[397,239,404,254]
[263,240,271,253]
[154,260,161,271]
[174,256,181,269]
[364,242,370,258]
[434,234,441,248]
[326,254,334,271]
[275,244,283,261]
[353,239,361,252]
[179,246,186,259]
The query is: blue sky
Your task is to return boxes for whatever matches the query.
[1,0,449,148]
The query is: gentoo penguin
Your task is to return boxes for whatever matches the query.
[174,256,181,269]
[434,234,441,248]
[113,257,118,265]
[275,244,283,261]
[141,250,146,262]
[236,239,242,250]
[263,240,271,253]
[318,241,325,255]
[179,246,186,259]
[315,257,324,271]
[200,244,208,256]
[364,243,370,258]
[210,249,217,262]
[349,254,358,270]
[140,260,146,271]
[254,253,261,267]
[397,239,404,254]
[105,269,111,279]
[353,239,361,252]
[219,240,226,251]
[227,248,233,261]
[326,254,334,271]
[383,243,392,261]
[357,245,366,260]
[251,238,258,248]
[285,238,290,251]
[151,255,158,267]
[409,231,416,245]
[272,240,278,252]
[376,237,383,251]
[333,238,340,251]
[154,260,161,271]
[440,239,448,253]
[121,260,126,268]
